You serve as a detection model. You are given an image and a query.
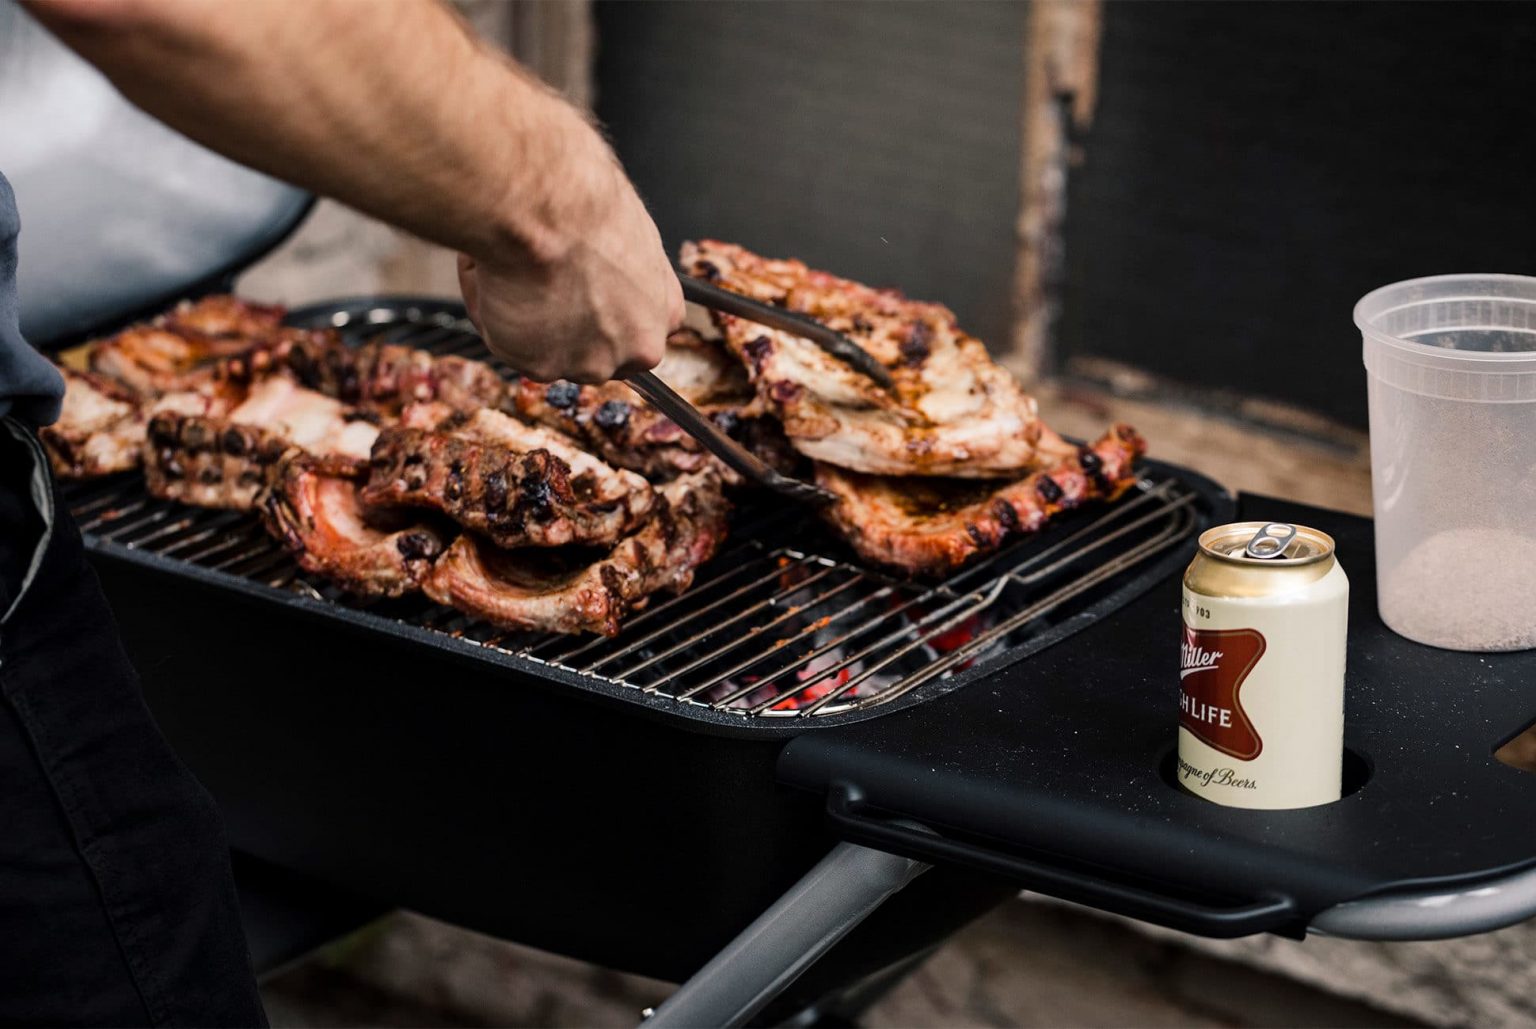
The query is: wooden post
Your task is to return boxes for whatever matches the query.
[1012,0,1102,383]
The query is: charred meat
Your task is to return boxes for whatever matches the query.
[815,424,1146,575]
[41,367,144,477]
[161,295,286,340]
[87,295,293,396]
[510,328,786,480]
[422,471,729,636]
[270,334,507,415]
[363,408,654,549]
[680,240,1056,478]
[43,367,238,479]
[143,377,379,509]
[263,451,446,598]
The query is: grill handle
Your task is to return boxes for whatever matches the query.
[825,782,1299,939]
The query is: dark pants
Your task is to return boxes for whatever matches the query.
[0,421,266,1027]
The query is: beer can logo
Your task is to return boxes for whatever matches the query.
[1179,625,1267,760]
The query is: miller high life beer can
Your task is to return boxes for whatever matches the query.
[1178,521,1348,809]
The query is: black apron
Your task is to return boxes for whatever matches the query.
[0,420,266,1027]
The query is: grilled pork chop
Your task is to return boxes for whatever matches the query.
[815,424,1146,575]
[680,240,1055,478]
[364,407,655,548]
[423,471,729,636]
[263,452,446,598]
[144,377,379,509]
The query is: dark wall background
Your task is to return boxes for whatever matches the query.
[1061,2,1536,429]
[594,0,1027,352]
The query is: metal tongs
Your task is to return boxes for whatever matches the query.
[623,274,892,506]
[678,276,893,389]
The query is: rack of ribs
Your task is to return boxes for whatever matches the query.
[680,240,1055,479]
[510,327,793,481]
[270,334,507,416]
[814,425,1146,575]
[87,296,295,396]
[144,376,380,509]
[262,451,447,598]
[421,471,730,636]
[363,407,655,549]
[40,368,146,478]
[43,367,240,479]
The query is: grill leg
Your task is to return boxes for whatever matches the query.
[642,844,929,1029]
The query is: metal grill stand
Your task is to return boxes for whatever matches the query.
[645,844,929,1028]
[647,842,1536,1028]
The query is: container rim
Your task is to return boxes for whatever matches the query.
[1354,273,1536,368]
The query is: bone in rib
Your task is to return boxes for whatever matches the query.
[363,407,655,549]
[144,376,380,510]
[421,471,730,636]
[814,424,1147,575]
[680,240,1058,478]
[262,451,447,598]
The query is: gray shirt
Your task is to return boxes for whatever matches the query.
[0,171,63,426]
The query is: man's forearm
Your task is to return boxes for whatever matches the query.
[24,0,617,265]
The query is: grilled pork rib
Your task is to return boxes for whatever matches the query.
[680,240,1055,478]
[269,335,507,415]
[422,471,729,636]
[143,377,379,509]
[511,328,794,481]
[815,424,1147,575]
[45,367,240,479]
[263,452,446,598]
[161,295,286,340]
[87,296,292,396]
[41,368,145,477]
[364,408,655,549]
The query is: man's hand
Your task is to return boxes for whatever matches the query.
[24,0,679,381]
[460,152,683,383]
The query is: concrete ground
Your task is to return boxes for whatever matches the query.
[260,901,1416,1028]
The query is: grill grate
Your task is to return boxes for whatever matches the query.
[64,300,1202,719]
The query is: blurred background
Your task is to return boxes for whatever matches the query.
[33,0,1534,1024]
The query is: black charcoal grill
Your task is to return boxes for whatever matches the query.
[64,299,1536,1029]
[65,299,1215,1016]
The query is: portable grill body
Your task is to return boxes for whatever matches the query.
[59,299,1536,1024]
[61,298,1217,994]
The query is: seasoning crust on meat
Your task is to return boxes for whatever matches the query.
[262,451,446,598]
[363,407,655,549]
[268,334,507,415]
[142,376,379,510]
[815,425,1146,575]
[422,471,730,636]
[88,296,294,397]
[680,240,1054,478]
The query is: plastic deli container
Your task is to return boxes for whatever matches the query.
[1356,274,1536,651]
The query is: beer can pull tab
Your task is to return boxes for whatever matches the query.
[1244,522,1298,560]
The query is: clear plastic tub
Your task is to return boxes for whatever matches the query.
[1356,274,1536,651]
